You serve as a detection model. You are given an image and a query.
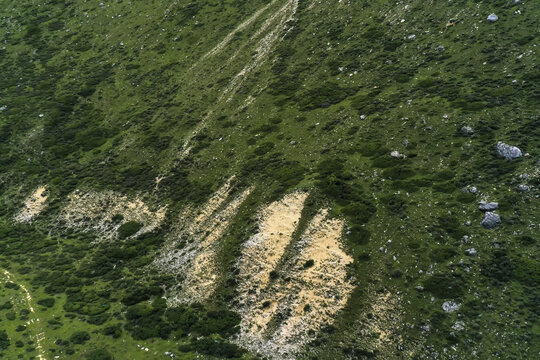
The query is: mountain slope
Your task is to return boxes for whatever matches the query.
[0,0,538,359]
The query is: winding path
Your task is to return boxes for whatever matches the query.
[1,269,46,360]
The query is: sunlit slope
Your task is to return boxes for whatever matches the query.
[0,0,538,359]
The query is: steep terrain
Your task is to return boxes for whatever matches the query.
[0,0,539,359]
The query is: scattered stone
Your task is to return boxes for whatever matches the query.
[390,150,403,158]
[497,141,522,160]
[517,184,530,192]
[0,105,6,111]
[462,235,470,243]
[402,139,409,147]
[462,186,477,194]
[407,34,416,40]
[452,321,465,331]
[465,220,472,226]
[460,126,474,135]
[465,248,477,256]
[478,201,498,211]
[435,45,445,52]
[487,14,499,22]
[414,285,424,291]
[481,212,501,229]
[442,301,461,313]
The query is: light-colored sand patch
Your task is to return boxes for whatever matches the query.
[154,179,252,305]
[269,210,353,353]
[59,190,166,242]
[175,187,253,304]
[235,207,354,359]
[154,178,236,270]
[14,186,48,223]
[237,190,308,292]
[189,177,235,233]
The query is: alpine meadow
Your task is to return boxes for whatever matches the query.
[0,1,538,359]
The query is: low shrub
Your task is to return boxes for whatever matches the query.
[118,221,143,239]
[70,331,90,344]
[423,273,465,298]
[37,298,55,308]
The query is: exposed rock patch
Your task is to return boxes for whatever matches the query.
[14,186,48,223]
[154,177,252,305]
[497,141,522,160]
[171,188,252,304]
[481,212,501,229]
[59,190,166,241]
[234,195,354,359]
[478,201,498,212]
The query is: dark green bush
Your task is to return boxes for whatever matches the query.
[371,156,396,168]
[382,166,415,180]
[481,249,514,284]
[379,194,407,214]
[0,330,9,350]
[432,182,455,193]
[348,226,371,245]
[190,338,245,359]
[125,303,170,340]
[85,349,113,360]
[37,298,55,308]
[254,142,275,156]
[437,215,467,240]
[70,331,90,344]
[423,273,465,299]
[430,247,457,262]
[0,301,13,310]
[102,324,122,339]
[5,282,20,290]
[456,192,476,203]
[118,221,143,239]
[111,214,124,223]
[341,202,376,225]
[190,309,241,337]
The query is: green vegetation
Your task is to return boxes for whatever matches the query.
[118,221,143,239]
[0,0,538,359]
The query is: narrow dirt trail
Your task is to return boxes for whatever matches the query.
[1,269,47,360]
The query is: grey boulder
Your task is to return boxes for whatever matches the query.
[478,201,498,211]
[460,126,474,135]
[481,212,501,229]
[497,141,522,160]
[517,184,530,192]
[442,301,461,313]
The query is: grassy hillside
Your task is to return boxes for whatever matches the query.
[0,0,538,359]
